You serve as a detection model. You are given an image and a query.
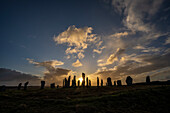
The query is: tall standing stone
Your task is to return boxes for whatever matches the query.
[24,81,29,90]
[117,80,122,86]
[101,79,103,86]
[89,80,91,87]
[78,80,80,87]
[82,73,85,87]
[41,81,45,89]
[146,76,150,84]
[18,83,22,90]
[68,76,71,87]
[114,81,116,86]
[86,77,88,87]
[74,75,76,87]
[126,76,133,86]
[97,77,99,87]
[107,77,112,86]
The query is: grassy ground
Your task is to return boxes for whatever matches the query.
[0,85,170,113]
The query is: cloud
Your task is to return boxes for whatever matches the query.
[72,59,83,67]
[54,25,97,60]
[112,0,163,32]
[93,46,106,54]
[165,37,170,45]
[27,59,71,85]
[98,48,125,66]
[0,68,41,86]
[110,32,129,38]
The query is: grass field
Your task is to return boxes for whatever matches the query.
[0,85,170,113]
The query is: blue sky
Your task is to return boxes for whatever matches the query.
[0,0,170,85]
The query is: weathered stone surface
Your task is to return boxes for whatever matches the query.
[101,79,103,86]
[24,81,29,90]
[86,77,88,87]
[41,81,45,89]
[117,80,122,86]
[146,76,150,84]
[18,83,22,90]
[50,83,55,88]
[107,77,112,86]
[97,77,99,87]
[82,73,85,87]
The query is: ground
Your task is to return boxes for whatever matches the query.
[0,85,170,113]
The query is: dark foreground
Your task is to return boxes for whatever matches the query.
[0,85,170,113]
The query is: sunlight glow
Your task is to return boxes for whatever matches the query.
[79,77,83,83]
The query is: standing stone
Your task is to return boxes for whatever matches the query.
[97,77,99,87]
[24,81,29,90]
[74,75,76,87]
[89,80,91,87]
[114,81,116,86]
[68,76,71,87]
[86,77,88,87]
[63,79,65,87]
[78,80,80,87]
[18,83,22,90]
[107,77,112,86]
[101,79,103,86]
[41,81,45,89]
[50,83,55,88]
[146,76,150,84]
[126,76,133,86]
[117,80,122,86]
[82,73,85,87]
[57,85,59,88]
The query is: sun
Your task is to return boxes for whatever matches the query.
[79,77,83,83]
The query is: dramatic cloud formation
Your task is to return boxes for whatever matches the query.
[110,32,129,38]
[98,48,125,66]
[72,59,83,67]
[54,25,97,60]
[27,59,71,85]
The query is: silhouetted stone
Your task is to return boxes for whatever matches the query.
[50,83,55,88]
[86,77,88,87]
[126,76,133,86]
[68,76,71,87]
[101,79,103,86]
[41,81,45,89]
[0,85,6,92]
[97,77,99,87]
[63,79,65,87]
[82,73,85,87]
[74,75,76,87]
[18,83,22,90]
[24,81,29,90]
[117,80,122,86]
[89,80,91,87]
[65,78,68,87]
[114,81,116,86]
[57,85,59,88]
[78,80,80,87]
[107,77,112,86]
[146,76,150,84]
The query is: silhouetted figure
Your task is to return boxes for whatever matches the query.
[24,81,29,90]
[68,76,71,87]
[18,83,22,90]
[89,80,91,87]
[97,77,99,87]
[41,81,45,89]
[114,81,116,86]
[146,76,150,84]
[78,80,80,87]
[82,73,85,87]
[126,76,133,86]
[50,83,55,88]
[86,77,88,87]
[117,80,122,86]
[0,85,6,92]
[107,77,112,86]
[101,79,103,86]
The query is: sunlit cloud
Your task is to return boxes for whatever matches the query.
[72,59,83,67]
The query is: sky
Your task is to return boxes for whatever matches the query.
[0,0,170,86]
